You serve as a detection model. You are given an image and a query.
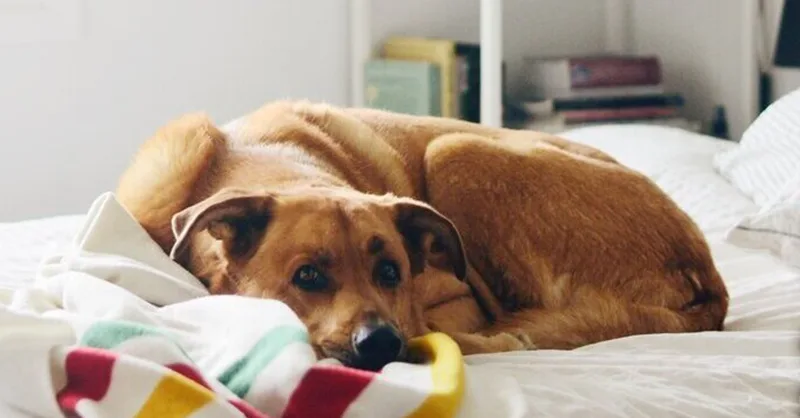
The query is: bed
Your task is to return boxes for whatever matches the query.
[0,119,798,417]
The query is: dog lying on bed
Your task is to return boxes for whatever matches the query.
[116,101,729,371]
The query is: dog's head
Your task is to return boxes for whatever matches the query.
[169,186,466,371]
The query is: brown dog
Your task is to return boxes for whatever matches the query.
[116,100,728,370]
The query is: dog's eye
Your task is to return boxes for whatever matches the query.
[374,260,401,288]
[292,264,329,292]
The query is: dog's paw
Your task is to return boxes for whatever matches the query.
[490,329,536,351]
[449,330,535,355]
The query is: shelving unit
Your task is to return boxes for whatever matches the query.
[350,0,761,137]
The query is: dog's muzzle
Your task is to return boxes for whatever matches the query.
[351,317,406,371]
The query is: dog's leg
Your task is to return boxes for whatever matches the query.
[447,330,535,355]
[450,288,711,353]
[484,297,702,350]
[450,282,710,352]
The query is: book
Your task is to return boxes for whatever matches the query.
[380,37,510,122]
[522,93,685,116]
[364,59,441,117]
[558,106,680,123]
[453,55,464,118]
[455,43,481,123]
[522,55,662,98]
[536,84,666,100]
[522,116,702,134]
[382,37,457,118]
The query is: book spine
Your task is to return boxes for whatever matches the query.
[567,57,662,88]
[545,84,665,99]
[560,106,678,122]
[552,94,683,111]
[363,60,441,117]
[453,56,465,119]
[382,37,456,118]
[429,65,442,117]
[455,43,481,123]
[524,117,701,134]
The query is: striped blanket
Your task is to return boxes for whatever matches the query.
[0,193,522,418]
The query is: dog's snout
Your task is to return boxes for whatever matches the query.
[351,319,405,371]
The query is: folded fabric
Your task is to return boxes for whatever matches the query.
[726,174,800,269]
[0,193,525,418]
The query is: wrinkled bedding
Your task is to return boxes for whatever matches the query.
[0,124,797,417]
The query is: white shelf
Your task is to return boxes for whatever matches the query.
[348,0,505,126]
[479,0,503,127]
[349,0,371,108]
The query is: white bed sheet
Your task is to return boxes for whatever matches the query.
[0,124,796,417]
[0,215,84,289]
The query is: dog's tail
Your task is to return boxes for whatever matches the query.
[116,113,225,252]
[679,266,729,332]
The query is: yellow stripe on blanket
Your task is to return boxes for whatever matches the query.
[406,333,465,418]
[134,372,214,418]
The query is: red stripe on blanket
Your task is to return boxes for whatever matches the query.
[56,347,117,416]
[282,365,375,418]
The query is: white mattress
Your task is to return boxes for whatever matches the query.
[0,214,84,289]
[0,125,797,417]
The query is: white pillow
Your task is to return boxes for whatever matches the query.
[713,88,800,206]
[726,175,800,268]
[563,124,734,177]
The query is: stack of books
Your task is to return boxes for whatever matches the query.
[363,36,505,123]
[517,55,700,133]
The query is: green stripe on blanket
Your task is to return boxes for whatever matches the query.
[80,320,170,349]
[218,325,309,398]
[79,320,196,363]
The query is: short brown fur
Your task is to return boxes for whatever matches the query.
[117,101,729,364]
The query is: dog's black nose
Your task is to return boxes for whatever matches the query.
[351,321,405,371]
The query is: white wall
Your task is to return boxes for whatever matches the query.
[0,0,349,221]
[627,0,758,140]
[370,0,609,94]
[626,0,800,136]
[0,0,611,222]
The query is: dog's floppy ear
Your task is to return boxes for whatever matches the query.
[170,188,275,264]
[393,199,467,280]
